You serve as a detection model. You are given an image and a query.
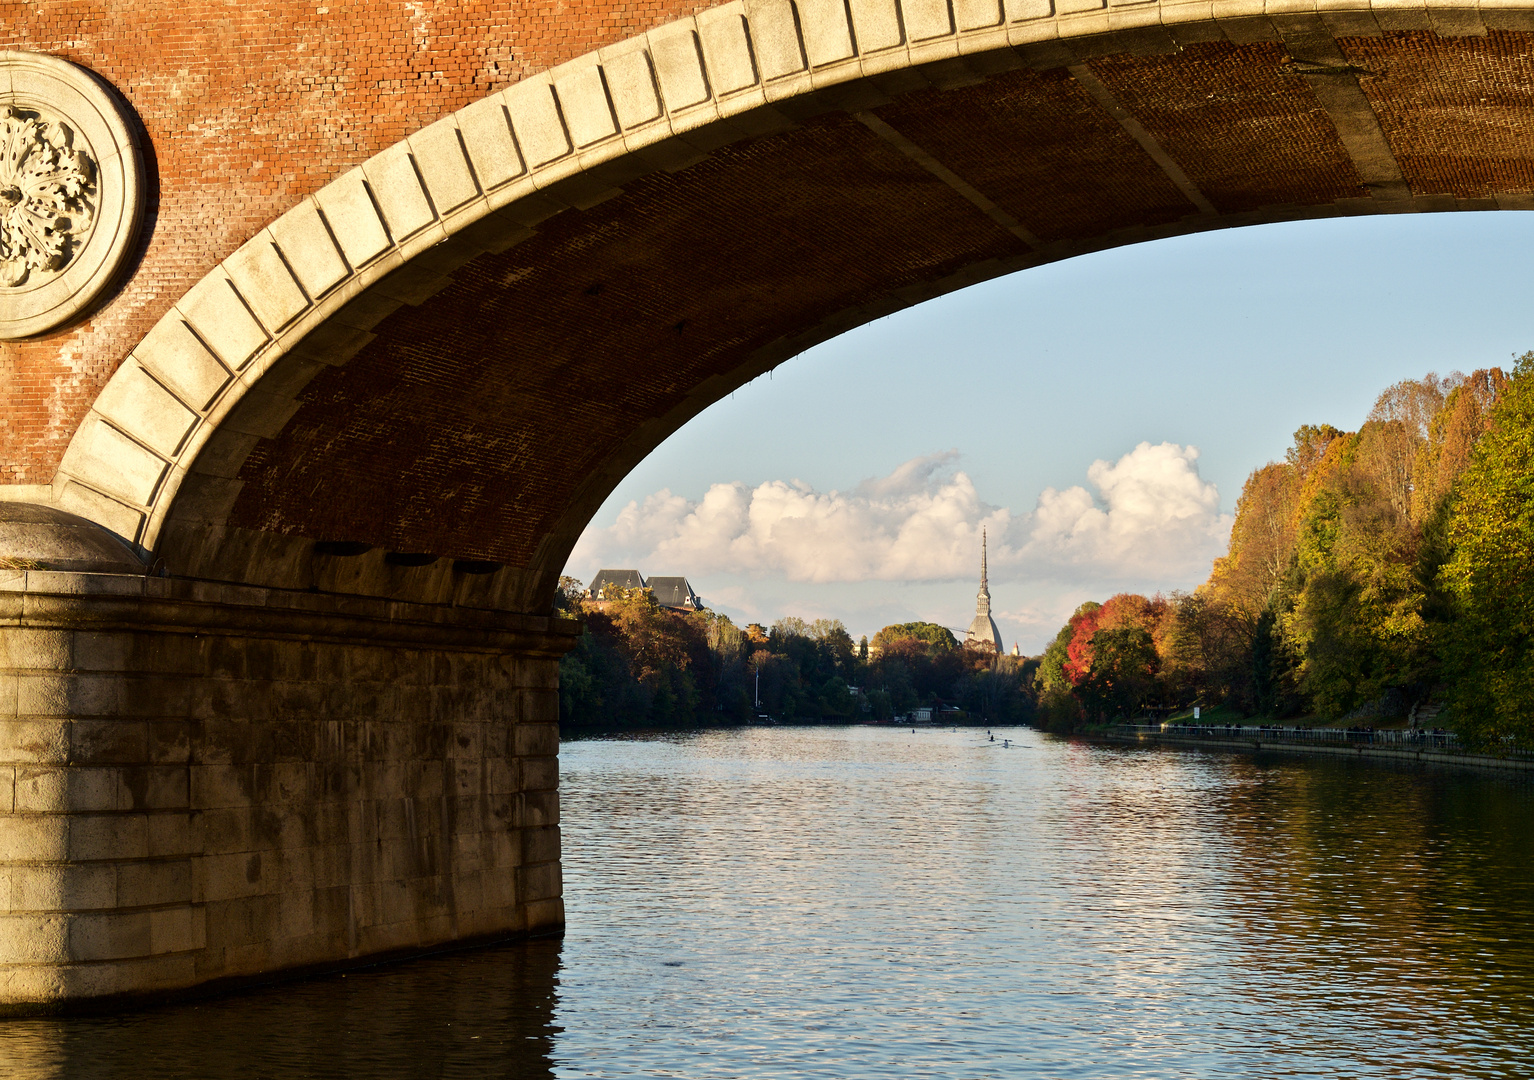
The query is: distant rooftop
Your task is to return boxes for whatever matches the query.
[648,576,702,611]
[588,569,645,598]
[585,569,703,610]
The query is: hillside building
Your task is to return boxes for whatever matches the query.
[586,568,703,611]
[647,576,703,611]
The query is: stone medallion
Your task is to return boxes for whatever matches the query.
[0,51,145,339]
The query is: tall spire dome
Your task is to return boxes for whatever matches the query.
[980,527,989,594]
[964,528,1005,653]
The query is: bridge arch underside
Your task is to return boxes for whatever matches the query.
[110,15,1534,612]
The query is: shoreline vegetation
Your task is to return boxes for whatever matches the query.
[561,352,1534,755]
[1036,352,1534,754]
[556,588,1036,733]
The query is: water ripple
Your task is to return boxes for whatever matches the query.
[1,727,1530,1078]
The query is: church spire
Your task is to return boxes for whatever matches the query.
[965,527,1004,653]
[976,527,991,614]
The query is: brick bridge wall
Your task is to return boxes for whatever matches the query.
[0,0,710,488]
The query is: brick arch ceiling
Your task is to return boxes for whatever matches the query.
[45,0,1534,611]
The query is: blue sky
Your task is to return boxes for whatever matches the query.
[568,211,1534,652]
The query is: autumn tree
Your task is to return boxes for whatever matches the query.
[1439,353,1534,747]
[1411,369,1507,521]
[1077,625,1160,721]
[1362,374,1449,520]
[1206,463,1299,617]
[1032,362,1522,730]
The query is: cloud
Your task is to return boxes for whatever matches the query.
[574,451,1006,584]
[1023,441,1231,577]
[569,443,1230,590]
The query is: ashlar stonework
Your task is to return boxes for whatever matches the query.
[0,567,574,1011]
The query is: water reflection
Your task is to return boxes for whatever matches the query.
[2,728,1531,1079]
[0,939,560,1080]
[550,730,1534,1078]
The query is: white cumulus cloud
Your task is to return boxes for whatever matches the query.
[1024,441,1231,577]
[569,443,1230,590]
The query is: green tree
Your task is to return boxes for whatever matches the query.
[819,676,855,717]
[809,618,856,676]
[554,575,585,615]
[1078,626,1158,721]
[1440,352,1534,747]
[1280,475,1429,717]
[871,621,958,654]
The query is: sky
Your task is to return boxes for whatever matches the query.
[566,211,1534,653]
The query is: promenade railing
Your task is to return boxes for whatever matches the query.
[1111,721,1533,762]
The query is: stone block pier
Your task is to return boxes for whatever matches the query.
[0,515,574,1011]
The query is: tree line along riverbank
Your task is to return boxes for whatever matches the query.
[1035,353,1534,754]
[554,587,1036,733]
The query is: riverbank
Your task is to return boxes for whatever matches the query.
[1095,724,1534,775]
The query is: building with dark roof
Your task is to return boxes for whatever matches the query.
[587,569,645,600]
[585,568,703,611]
[647,576,703,611]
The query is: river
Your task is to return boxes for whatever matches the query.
[3,726,1532,1078]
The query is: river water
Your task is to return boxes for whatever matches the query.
[3,726,1532,1078]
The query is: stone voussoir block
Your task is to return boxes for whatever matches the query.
[178,274,270,373]
[223,233,311,335]
[267,198,351,301]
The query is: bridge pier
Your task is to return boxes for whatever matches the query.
[0,518,573,1012]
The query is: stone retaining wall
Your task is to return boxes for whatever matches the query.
[0,570,576,1012]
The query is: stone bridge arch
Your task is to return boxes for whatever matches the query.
[4,0,1534,1011]
[32,0,1534,613]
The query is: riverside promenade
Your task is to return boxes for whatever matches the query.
[1099,723,1534,776]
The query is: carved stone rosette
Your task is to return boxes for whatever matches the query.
[0,106,96,288]
[0,52,144,339]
